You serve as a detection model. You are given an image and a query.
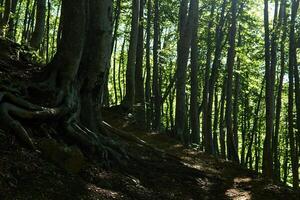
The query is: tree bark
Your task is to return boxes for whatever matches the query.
[225,0,239,163]
[0,0,12,35]
[135,0,146,128]
[189,0,199,144]
[122,0,140,110]
[30,0,46,49]
[152,0,161,131]
[175,0,196,143]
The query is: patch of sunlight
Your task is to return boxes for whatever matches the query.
[234,177,252,184]
[86,184,121,199]
[225,188,252,200]
[182,162,221,175]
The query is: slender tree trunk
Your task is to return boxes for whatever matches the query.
[145,0,152,130]
[30,0,46,49]
[152,0,161,131]
[225,0,239,163]
[233,25,242,154]
[122,0,140,109]
[202,3,215,153]
[263,0,274,178]
[0,0,12,35]
[206,0,227,154]
[119,38,126,102]
[213,87,219,155]
[135,0,145,128]
[7,0,18,39]
[287,0,299,188]
[190,0,199,144]
[245,78,264,167]
[219,78,227,158]
[175,0,196,143]
[273,0,286,181]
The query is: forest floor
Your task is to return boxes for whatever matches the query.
[0,38,299,200]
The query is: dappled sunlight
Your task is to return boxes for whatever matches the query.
[225,188,252,200]
[86,184,122,199]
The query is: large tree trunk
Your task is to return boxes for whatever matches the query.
[30,0,46,49]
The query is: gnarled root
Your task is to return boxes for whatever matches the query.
[0,91,128,168]
[64,120,128,167]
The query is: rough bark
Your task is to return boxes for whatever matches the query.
[30,0,46,49]
[205,0,227,154]
[135,0,146,128]
[225,0,239,163]
[202,2,215,153]
[122,0,140,110]
[190,0,199,144]
[273,0,286,181]
[287,0,300,188]
[175,0,196,143]
[262,0,274,178]
[152,0,161,131]
[145,0,152,130]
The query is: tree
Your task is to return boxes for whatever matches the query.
[135,0,146,128]
[0,0,11,35]
[30,0,46,49]
[0,0,123,162]
[175,0,196,143]
[287,0,299,188]
[225,0,239,163]
[189,0,199,144]
[152,0,161,131]
[262,0,274,178]
[122,0,140,110]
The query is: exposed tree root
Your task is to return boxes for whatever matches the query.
[0,90,127,168]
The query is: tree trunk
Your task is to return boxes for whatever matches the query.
[205,0,227,154]
[145,0,152,130]
[122,0,140,110]
[262,0,274,178]
[225,0,239,163]
[30,0,46,49]
[7,0,18,39]
[219,77,227,158]
[175,0,196,143]
[135,0,146,128]
[287,0,299,188]
[202,3,215,153]
[273,0,286,182]
[189,0,199,144]
[152,0,161,131]
[0,0,12,35]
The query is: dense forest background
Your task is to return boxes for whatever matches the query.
[0,0,299,190]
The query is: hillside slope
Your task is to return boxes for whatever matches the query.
[0,38,299,200]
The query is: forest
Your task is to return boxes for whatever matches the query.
[0,0,300,199]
